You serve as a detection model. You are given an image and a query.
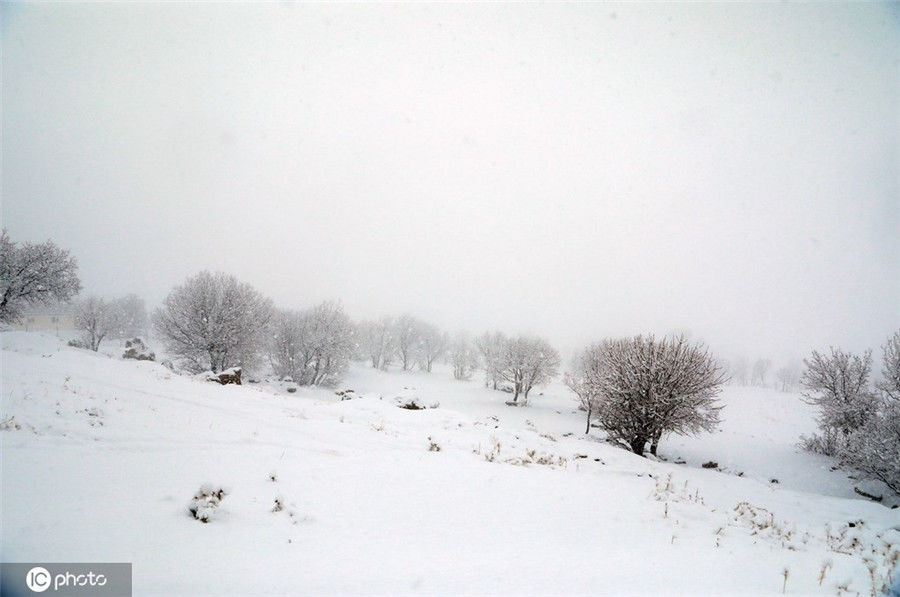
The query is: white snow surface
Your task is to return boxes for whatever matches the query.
[2,332,898,596]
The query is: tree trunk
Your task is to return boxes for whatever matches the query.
[630,437,646,456]
[585,402,592,434]
[649,431,661,456]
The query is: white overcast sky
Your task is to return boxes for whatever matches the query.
[2,2,898,361]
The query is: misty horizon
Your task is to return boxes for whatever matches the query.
[3,2,897,363]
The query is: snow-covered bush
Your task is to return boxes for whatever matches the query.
[800,347,877,456]
[842,400,900,495]
[839,332,900,495]
[188,485,227,523]
[802,332,900,496]
[575,334,726,456]
[394,396,439,410]
[268,302,354,387]
[393,388,438,410]
[153,271,273,374]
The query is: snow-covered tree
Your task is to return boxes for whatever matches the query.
[775,362,801,392]
[108,294,148,339]
[586,334,726,456]
[417,323,448,373]
[475,331,507,390]
[75,296,123,352]
[449,333,480,381]
[497,336,560,403]
[876,331,900,401]
[727,356,749,386]
[357,316,395,370]
[751,358,772,387]
[153,271,273,373]
[0,230,81,324]
[269,301,354,386]
[394,314,422,371]
[836,332,900,495]
[800,347,877,456]
[565,344,607,434]
[842,399,900,495]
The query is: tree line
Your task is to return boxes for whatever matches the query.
[2,231,896,491]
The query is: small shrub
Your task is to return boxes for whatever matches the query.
[188,485,227,523]
[702,461,718,469]
[393,396,438,410]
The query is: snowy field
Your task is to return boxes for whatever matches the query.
[2,331,898,595]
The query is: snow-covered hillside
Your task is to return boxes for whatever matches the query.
[2,332,898,595]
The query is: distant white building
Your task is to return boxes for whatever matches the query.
[10,303,77,334]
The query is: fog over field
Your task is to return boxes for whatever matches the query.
[3,2,897,360]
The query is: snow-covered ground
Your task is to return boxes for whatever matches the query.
[2,332,898,595]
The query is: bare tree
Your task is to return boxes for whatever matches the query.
[566,344,607,434]
[75,296,123,352]
[0,230,81,323]
[727,356,749,386]
[520,337,560,401]
[394,314,422,371]
[449,333,480,381]
[751,358,772,387]
[357,316,395,370]
[498,336,560,403]
[109,294,148,339]
[269,301,354,386]
[417,323,448,373]
[775,361,801,392]
[475,331,506,390]
[153,271,273,373]
[586,334,726,456]
[800,347,876,456]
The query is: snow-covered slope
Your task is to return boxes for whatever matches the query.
[2,332,898,595]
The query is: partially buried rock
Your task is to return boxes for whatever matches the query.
[197,368,242,385]
[122,338,155,361]
[215,367,242,385]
